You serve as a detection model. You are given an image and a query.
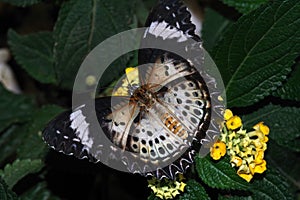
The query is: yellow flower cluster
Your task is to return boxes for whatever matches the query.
[148,174,186,199]
[210,109,269,182]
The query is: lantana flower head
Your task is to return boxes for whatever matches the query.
[211,109,269,182]
[148,174,186,199]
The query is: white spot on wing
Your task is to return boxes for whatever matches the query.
[73,138,80,142]
[70,105,93,148]
[145,21,188,42]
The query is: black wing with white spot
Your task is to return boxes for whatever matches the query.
[144,0,199,40]
[42,97,131,163]
[138,0,200,65]
[42,106,97,162]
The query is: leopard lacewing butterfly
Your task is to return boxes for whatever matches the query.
[43,0,213,180]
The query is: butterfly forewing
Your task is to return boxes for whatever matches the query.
[141,57,194,91]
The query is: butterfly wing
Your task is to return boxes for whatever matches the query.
[132,0,211,179]
[42,96,140,163]
[138,0,200,65]
[42,108,97,162]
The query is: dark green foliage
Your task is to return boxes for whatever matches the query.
[222,0,268,14]
[213,0,300,107]
[0,85,34,132]
[249,169,294,200]
[196,156,249,190]
[1,0,299,199]
[178,180,210,200]
[19,182,60,200]
[53,0,137,89]
[202,8,232,52]
[265,140,300,191]
[8,31,56,84]
[16,105,65,159]
[0,159,43,189]
[0,178,17,200]
[273,63,300,101]
[0,0,42,7]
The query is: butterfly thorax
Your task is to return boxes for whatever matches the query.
[131,85,157,109]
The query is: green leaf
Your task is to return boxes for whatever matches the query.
[17,105,64,159]
[0,85,34,132]
[135,0,149,26]
[20,182,60,200]
[218,195,253,200]
[242,104,300,152]
[213,0,300,107]
[0,0,42,7]
[0,178,17,200]
[273,63,300,101]
[249,169,295,200]
[0,125,26,165]
[202,8,232,52]
[179,180,210,200]
[222,0,267,14]
[195,156,249,190]
[8,30,56,84]
[53,0,136,89]
[147,194,160,200]
[0,159,43,189]
[266,140,300,190]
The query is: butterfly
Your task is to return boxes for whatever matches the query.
[42,0,219,180]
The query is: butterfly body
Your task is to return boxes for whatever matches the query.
[131,84,157,108]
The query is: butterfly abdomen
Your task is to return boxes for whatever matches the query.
[161,113,188,139]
